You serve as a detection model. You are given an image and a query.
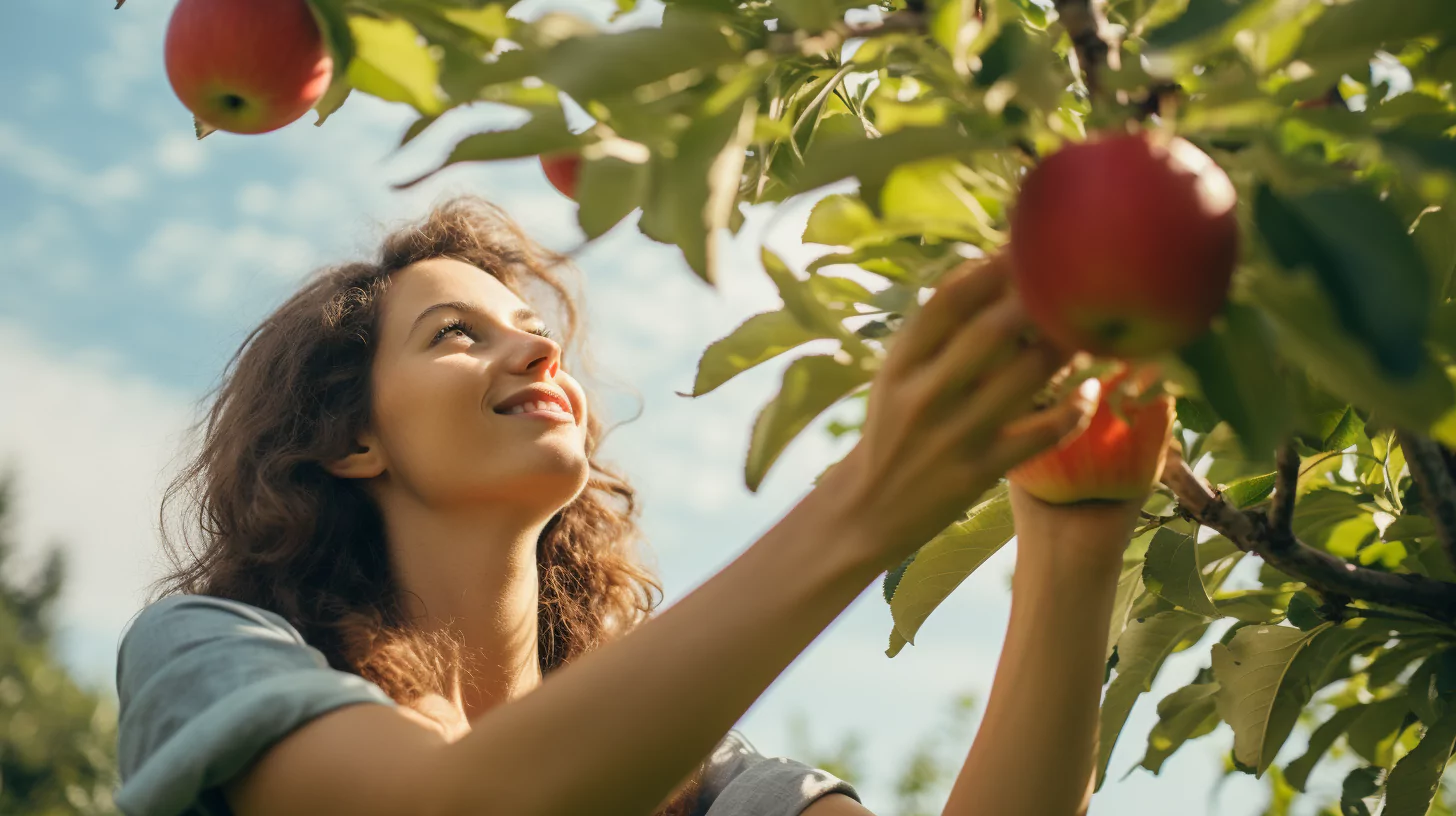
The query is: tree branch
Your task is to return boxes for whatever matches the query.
[1162,456,1456,622]
[1268,441,1300,543]
[1397,430,1456,569]
[1052,0,1110,98]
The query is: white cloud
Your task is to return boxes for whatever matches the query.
[131,219,320,308]
[1,205,93,290]
[0,121,148,209]
[154,130,206,175]
[0,320,197,692]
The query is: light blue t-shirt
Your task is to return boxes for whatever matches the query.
[114,594,860,816]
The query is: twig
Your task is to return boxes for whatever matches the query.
[1269,441,1300,544]
[1162,457,1456,622]
[1398,430,1456,569]
[1051,0,1110,98]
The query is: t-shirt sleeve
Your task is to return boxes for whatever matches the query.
[699,730,862,816]
[113,594,397,816]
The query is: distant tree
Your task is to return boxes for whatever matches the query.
[0,469,120,815]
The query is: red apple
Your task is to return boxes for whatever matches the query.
[164,0,333,135]
[541,153,582,199]
[1009,131,1239,358]
[1008,366,1175,504]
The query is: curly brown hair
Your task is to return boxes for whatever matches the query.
[142,195,706,815]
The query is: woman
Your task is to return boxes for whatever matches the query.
[114,195,1147,816]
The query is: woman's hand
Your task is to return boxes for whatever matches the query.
[823,253,1098,573]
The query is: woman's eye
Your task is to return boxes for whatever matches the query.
[433,319,475,344]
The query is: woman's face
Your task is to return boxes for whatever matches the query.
[365,257,591,513]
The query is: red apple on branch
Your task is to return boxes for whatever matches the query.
[1009,131,1239,358]
[164,0,333,135]
[1008,365,1175,505]
[541,153,582,200]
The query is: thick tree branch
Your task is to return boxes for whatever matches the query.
[1397,429,1456,568]
[1052,0,1110,97]
[1162,456,1456,622]
[1268,442,1300,543]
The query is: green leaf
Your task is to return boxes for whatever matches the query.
[1179,304,1291,463]
[1292,489,1367,548]
[1176,395,1220,434]
[1139,682,1223,774]
[744,353,873,492]
[303,0,356,88]
[790,125,1004,205]
[1408,649,1456,726]
[1286,592,1324,630]
[759,249,862,346]
[1212,623,1322,776]
[888,487,1015,646]
[1366,639,1443,689]
[1285,704,1368,792]
[575,150,648,240]
[1254,183,1429,380]
[883,552,916,603]
[1224,473,1277,509]
[1107,530,1155,660]
[537,11,738,102]
[879,158,998,244]
[688,310,828,397]
[1346,695,1415,767]
[395,106,578,188]
[1098,610,1211,788]
[346,15,444,115]
[1143,526,1219,617]
[1384,709,1456,816]
[1143,0,1246,50]
[802,194,890,248]
[1339,765,1383,816]
[1296,0,1456,69]
[1215,588,1296,623]
[1247,263,1454,438]
[312,75,353,126]
[639,97,758,283]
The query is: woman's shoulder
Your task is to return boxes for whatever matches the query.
[114,594,397,816]
[699,730,860,816]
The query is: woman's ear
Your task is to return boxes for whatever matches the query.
[325,434,386,479]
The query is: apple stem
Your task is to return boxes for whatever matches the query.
[1163,455,1456,623]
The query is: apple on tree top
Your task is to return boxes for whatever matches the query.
[164,0,333,135]
[1009,131,1239,359]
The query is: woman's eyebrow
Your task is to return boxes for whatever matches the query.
[408,302,542,338]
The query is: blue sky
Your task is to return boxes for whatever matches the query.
[0,1,1346,812]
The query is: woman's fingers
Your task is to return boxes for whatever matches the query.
[919,290,1034,404]
[884,256,1010,381]
[942,340,1070,452]
[986,377,1101,472]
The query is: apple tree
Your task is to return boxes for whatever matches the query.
[136,0,1456,810]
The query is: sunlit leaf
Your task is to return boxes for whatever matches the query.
[1384,708,1456,816]
[346,15,444,115]
[1098,610,1211,788]
[1143,526,1219,617]
[688,310,827,397]
[745,354,873,491]
[1139,682,1222,774]
[888,487,1014,646]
